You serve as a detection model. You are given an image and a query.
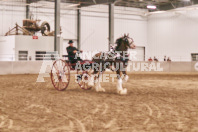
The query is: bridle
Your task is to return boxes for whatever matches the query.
[123,36,134,48]
[116,36,134,50]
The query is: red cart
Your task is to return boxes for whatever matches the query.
[50,55,94,91]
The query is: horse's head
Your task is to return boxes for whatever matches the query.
[115,34,136,52]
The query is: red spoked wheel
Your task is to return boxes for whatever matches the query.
[51,59,70,91]
[76,69,93,90]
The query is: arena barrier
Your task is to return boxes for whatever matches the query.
[0,61,198,75]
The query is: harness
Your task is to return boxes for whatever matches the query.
[103,45,129,64]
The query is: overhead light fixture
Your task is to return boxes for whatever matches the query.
[179,0,190,1]
[147,5,156,9]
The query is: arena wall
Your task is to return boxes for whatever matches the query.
[147,9,198,61]
[0,36,15,61]
[1,2,197,62]
[0,3,148,59]
[0,3,25,36]
[0,36,62,61]
[81,5,147,53]
[0,61,197,75]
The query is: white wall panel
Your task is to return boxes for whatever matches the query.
[0,3,148,60]
[0,2,77,40]
[81,6,108,52]
[115,7,148,60]
[0,36,15,61]
[61,10,77,39]
[0,5,25,36]
[81,5,147,54]
[81,16,108,52]
[148,10,198,61]
[15,36,54,61]
[115,18,147,46]
[0,35,64,61]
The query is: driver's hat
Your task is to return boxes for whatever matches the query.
[68,40,74,44]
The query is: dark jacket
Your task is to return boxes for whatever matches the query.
[66,46,79,63]
[66,46,78,57]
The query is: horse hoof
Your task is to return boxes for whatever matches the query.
[117,88,127,95]
[96,87,106,92]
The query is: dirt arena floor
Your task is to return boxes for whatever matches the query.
[1,72,198,132]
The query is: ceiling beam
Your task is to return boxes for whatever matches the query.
[26,0,197,11]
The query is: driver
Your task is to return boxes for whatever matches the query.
[66,40,82,64]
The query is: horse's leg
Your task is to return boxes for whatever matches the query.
[95,61,106,92]
[88,61,100,87]
[90,54,106,92]
[88,70,96,87]
[122,70,129,82]
[95,66,105,92]
[116,69,127,95]
[121,60,129,82]
[88,68,105,92]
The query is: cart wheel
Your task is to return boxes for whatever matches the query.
[51,59,70,91]
[76,69,92,90]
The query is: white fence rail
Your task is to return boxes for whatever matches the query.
[0,61,197,75]
[0,53,196,62]
[0,54,60,61]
